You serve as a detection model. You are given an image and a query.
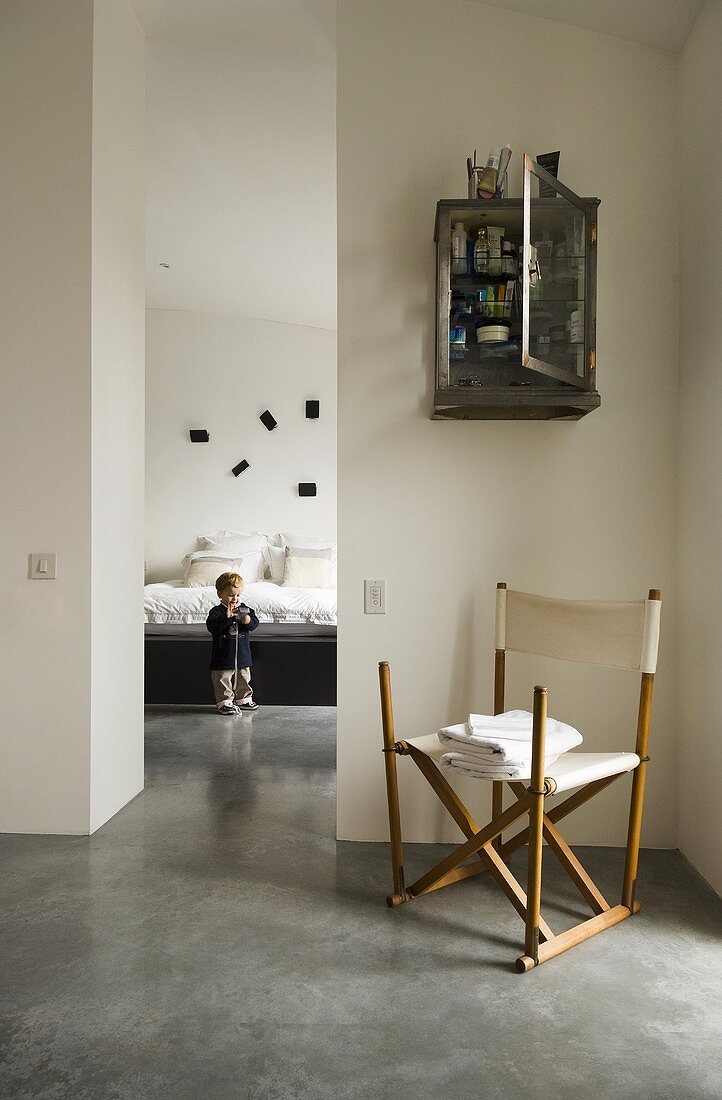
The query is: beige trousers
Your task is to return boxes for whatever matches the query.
[211,668,253,707]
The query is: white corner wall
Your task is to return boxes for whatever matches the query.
[144,310,337,580]
[90,0,146,831]
[337,0,680,846]
[0,0,145,835]
[678,1,722,894]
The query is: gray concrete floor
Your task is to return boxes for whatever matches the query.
[1,706,720,1100]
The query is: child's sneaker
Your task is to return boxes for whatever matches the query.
[237,700,258,711]
[218,703,240,715]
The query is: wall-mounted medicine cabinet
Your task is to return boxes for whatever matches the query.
[433,154,600,420]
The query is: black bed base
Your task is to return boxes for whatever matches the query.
[145,623,337,706]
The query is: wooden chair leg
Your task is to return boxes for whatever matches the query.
[493,639,506,853]
[523,685,548,966]
[622,665,655,910]
[491,782,504,853]
[378,662,406,905]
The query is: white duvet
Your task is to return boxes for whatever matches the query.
[144,579,337,626]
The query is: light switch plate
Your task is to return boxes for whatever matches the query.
[364,578,386,614]
[29,553,57,580]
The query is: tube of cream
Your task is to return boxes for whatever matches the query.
[495,146,512,197]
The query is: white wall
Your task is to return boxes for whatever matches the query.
[145,309,336,580]
[0,0,94,833]
[337,0,680,846]
[90,0,146,831]
[678,1,722,893]
[0,0,145,835]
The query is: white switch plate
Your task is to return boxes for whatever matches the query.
[364,578,386,614]
[29,553,57,580]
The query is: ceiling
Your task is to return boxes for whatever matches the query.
[128,0,707,54]
[126,0,703,327]
[128,1,337,330]
[127,0,335,52]
[474,0,705,53]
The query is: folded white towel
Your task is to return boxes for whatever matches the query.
[437,709,583,779]
[438,750,539,780]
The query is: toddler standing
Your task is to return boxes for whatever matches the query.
[206,571,259,714]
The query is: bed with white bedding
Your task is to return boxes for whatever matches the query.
[144,579,337,626]
[144,530,338,705]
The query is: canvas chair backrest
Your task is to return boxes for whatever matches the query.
[495,587,661,674]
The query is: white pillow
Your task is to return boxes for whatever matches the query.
[197,531,269,553]
[262,544,286,584]
[274,533,337,586]
[184,556,243,589]
[182,550,264,587]
[282,546,333,589]
[275,532,336,561]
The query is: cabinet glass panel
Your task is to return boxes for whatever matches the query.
[522,156,589,390]
[443,203,527,390]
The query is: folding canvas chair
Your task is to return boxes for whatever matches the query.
[379,582,661,971]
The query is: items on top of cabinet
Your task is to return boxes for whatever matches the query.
[536,151,560,197]
[466,145,512,199]
[496,146,512,198]
[477,150,499,198]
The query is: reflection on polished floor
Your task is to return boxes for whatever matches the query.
[1,706,721,1099]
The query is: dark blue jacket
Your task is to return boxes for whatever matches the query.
[206,603,259,670]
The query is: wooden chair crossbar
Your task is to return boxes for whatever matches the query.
[379,582,661,972]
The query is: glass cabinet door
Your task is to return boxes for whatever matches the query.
[522,154,594,391]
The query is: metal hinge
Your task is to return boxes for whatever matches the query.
[590,224,597,246]
[589,348,596,371]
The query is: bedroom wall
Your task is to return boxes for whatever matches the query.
[336,0,680,846]
[142,14,337,579]
[678,1,722,894]
[145,309,336,581]
[0,0,145,835]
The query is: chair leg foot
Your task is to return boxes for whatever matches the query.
[386,892,409,907]
[516,955,535,973]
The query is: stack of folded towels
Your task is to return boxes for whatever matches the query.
[438,709,583,780]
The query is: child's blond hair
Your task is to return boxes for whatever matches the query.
[215,571,244,595]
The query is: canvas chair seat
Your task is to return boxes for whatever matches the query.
[379,583,662,972]
[404,733,640,794]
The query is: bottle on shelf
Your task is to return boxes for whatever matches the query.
[473,227,490,274]
[501,239,516,277]
[451,221,468,275]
